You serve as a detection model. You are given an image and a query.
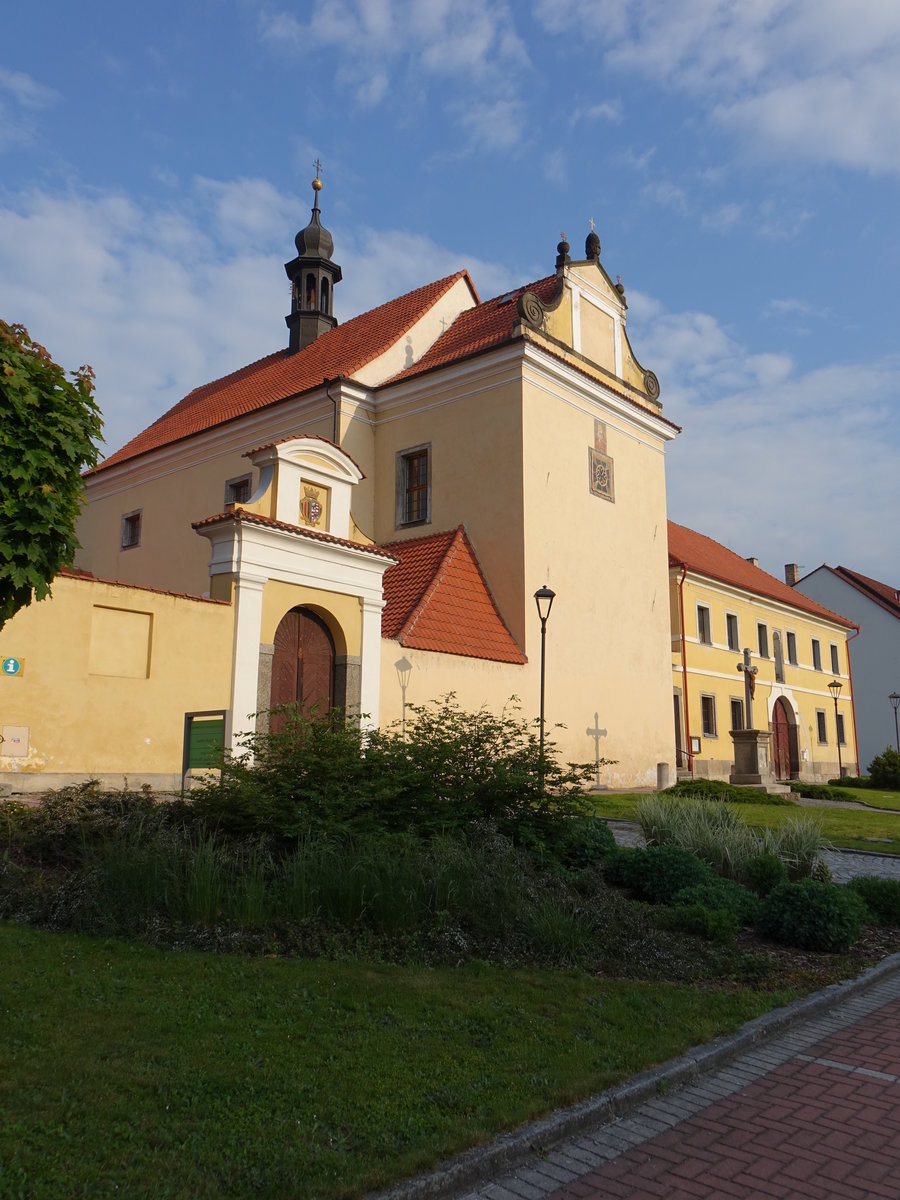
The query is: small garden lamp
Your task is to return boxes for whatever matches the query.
[828,679,843,778]
[534,586,556,791]
[890,692,900,753]
[395,656,413,738]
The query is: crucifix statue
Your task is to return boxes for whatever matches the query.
[586,711,608,786]
[736,648,758,729]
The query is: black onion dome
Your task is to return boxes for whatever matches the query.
[295,207,335,260]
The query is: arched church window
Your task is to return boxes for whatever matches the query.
[320,278,329,314]
[306,273,316,310]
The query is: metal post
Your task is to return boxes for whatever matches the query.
[834,693,843,778]
[534,587,555,794]
[890,693,900,753]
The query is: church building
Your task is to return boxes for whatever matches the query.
[3,176,680,789]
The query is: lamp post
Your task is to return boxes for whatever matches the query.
[890,692,900,753]
[534,586,555,792]
[395,656,412,738]
[828,679,843,779]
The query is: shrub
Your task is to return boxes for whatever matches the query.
[789,782,857,802]
[741,853,788,897]
[661,779,793,806]
[758,880,867,951]
[672,878,761,924]
[847,876,900,925]
[534,815,618,873]
[828,775,871,789]
[662,904,740,943]
[868,749,900,791]
[611,846,715,905]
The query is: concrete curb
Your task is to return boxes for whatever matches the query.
[368,951,900,1200]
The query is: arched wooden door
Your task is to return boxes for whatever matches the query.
[270,608,335,729]
[772,698,791,780]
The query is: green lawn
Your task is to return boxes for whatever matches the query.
[593,792,900,854]
[1,923,791,1200]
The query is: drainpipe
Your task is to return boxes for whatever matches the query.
[677,564,693,775]
[846,624,862,776]
[324,376,342,446]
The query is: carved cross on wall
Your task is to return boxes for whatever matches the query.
[586,711,608,784]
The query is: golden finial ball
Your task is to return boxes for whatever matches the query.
[312,177,323,191]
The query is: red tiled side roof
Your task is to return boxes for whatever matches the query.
[380,526,526,663]
[386,276,561,384]
[92,271,475,474]
[833,566,900,619]
[191,508,397,560]
[668,521,855,628]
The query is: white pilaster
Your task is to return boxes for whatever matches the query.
[228,573,267,753]
[359,596,386,730]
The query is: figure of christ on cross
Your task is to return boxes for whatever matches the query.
[736,648,758,730]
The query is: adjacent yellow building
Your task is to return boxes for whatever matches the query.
[668,521,858,782]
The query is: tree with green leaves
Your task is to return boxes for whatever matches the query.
[0,321,103,629]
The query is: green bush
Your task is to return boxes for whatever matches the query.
[758,880,867,952]
[741,853,788,898]
[828,775,871,789]
[660,779,793,806]
[192,696,598,844]
[610,846,715,905]
[789,782,857,802]
[847,876,900,925]
[534,815,618,873]
[672,878,761,924]
[868,749,900,791]
[662,903,740,943]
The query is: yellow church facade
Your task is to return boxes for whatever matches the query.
[668,521,858,782]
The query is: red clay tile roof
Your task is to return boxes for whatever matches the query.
[668,521,855,628]
[92,271,476,474]
[831,566,900,619]
[386,276,561,384]
[380,526,526,663]
[191,508,397,560]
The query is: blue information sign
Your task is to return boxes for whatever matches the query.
[2,657,22,676]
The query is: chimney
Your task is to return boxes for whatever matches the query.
[784,563,801,586]
[745,556,759,568]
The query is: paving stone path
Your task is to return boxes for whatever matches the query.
[454,966,900,1200]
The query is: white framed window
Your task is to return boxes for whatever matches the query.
[830,643,840,675]
[812,638,822,671]
[697,605,712,645]
[395,444,431,527]
[836,713,846,746]
[225,474,252,506]
[730,698,744,731]
[726,612,739,651]
[120,510,142,550]
[701,694,717,737]
[786,631,798,665]
[816,710,828,744]
[757,622,769,659]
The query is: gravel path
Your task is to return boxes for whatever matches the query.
[603,819,900,883]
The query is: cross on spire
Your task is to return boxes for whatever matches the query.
[589,216,596,231]
[314,157,323,179]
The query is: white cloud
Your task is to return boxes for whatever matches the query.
[0,67,59,109]
[0,182,518,461]
[534,0,900,176]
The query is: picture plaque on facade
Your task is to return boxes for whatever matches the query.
[589,448,614,503]
[299,485,325,528]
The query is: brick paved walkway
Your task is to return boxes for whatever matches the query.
[458,970,900,1200]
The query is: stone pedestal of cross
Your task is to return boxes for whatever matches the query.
[586,712,608,787]
[730,648,772,788]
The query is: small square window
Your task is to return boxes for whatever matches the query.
[701,694,717,737]
[786,631,798,665]
[697,605,712,645]
[757,623,769,659]
[726,613,739,652]
[396,445,431,527]
[830,644,840,675]
[812,639,822,671]
[730,698,744,731]
[120,510,142,550]
[816,710,828,744]
[225,475,252,506]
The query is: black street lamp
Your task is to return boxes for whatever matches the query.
[534,586,555,791]
[828,679,843,778]
[395,656,412,738]
[890,692,900,753]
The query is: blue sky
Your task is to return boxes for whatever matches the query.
[2,0,899,583]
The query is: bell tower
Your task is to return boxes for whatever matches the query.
[284,163,343,353]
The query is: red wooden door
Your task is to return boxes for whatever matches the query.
[270,609,334,729]
[772,699,790,779]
